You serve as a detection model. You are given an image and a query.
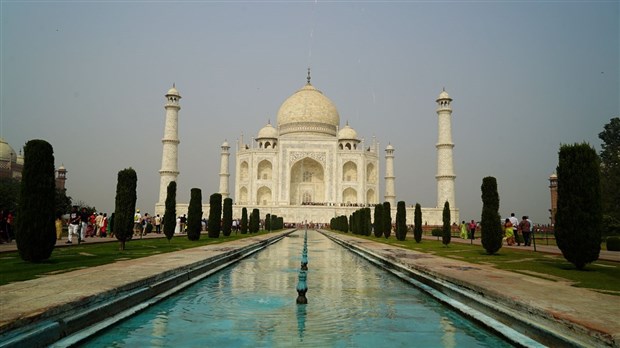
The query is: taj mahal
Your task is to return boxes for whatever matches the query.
[155,71,458,225]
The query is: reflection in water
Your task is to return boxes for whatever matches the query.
[441,316,456,348]
[83,230,511,347]
[296,304,307,341]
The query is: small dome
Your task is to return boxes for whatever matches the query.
[386,143,394,151]
[276,82,340,136]
[549,173,557,179]
[257,122,278,139]
[437,89,451,101]
[58,164,66,171]
[338,124,358,140]
[166,85,180,96]
[221,140,230,148]
[0,138,17,162]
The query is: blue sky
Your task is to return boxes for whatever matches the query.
[1,1,618,224]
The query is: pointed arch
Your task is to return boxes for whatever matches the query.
[290,157,324,205]
[257,159,273,180]
[257,186,272,205]
[343,161,358,182]
[343,187,357,204]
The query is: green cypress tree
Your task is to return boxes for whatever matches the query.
[396,201,407,241]
[208,193,222,238]
[222,198,233,236]
[442,201,451,246]
[241,207,248,234]
[481,176,503,254]
[265,213,271,231]
[270,214,278,230]
[187,188,202,241]
[414,203,423,243]
[383,201,392,239]
[113,168,137,251]
[365,208,372,236]
[555,143,602,269]
[163,181,176,242]
[15,139,56,262]
[250,208,260,233]
[373,204,384,238]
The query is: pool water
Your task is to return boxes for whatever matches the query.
[82,230,512,347]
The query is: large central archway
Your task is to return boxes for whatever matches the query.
[290,157,325,205]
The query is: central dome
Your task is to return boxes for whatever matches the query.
[276,82,340,136]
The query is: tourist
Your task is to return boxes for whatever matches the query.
[174,216,181,234]
[133,209,142,236]
[504,218,515,246]
[179,214,187,233]
[79,207,89,242]
[154,214,161,233]
[0,210,7,243]
[55,212,63,240]
[142,213,150,235]
[88,212,96,237]
[100,213,108,237]
[468,220,477,239]
[95,213,103,237]
[67,206,81,244]
[459,221,468,239]
[509,213,520,246]
[6,211,14,240]
[519,216,532,246]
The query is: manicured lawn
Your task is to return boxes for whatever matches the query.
[0,231,275,286]
[340,232,620,295]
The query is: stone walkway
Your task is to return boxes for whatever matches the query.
[325,231,620,347]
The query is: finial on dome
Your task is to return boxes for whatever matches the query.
[268,118,271,125]
[173,82,176,88]
[307,67,311,85]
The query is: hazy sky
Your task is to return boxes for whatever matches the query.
[2,1,618,224]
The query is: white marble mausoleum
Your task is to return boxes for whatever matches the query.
[155,72,459,225]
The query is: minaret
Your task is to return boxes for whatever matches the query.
[549,173,558,225]
[55,164,67,191]
[384,144,396,206]
[219,140,231,199]
[158,85,181,205]
[435,89,456,208]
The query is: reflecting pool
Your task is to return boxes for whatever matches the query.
[82,230,511,347]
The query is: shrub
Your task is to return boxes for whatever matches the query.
[240,208,248,234]
[187,188,202,241]
[383,202,392,239]
[249,208,260,233]
[555,143,602,269]
[222,198,232,236]
[373,204,384,238]
[113,168,137,251]
[15,139,57,262]
[163,181,176,241]
[265,213,271,231]
[607,236,620,251]
[442,201,451,246]
[208,193,222,238]
[396,201,407,241]
[480,176,503,254]
[414,203,422,243]
[431,228,442,237]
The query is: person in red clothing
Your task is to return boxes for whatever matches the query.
[468,220,477,240]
